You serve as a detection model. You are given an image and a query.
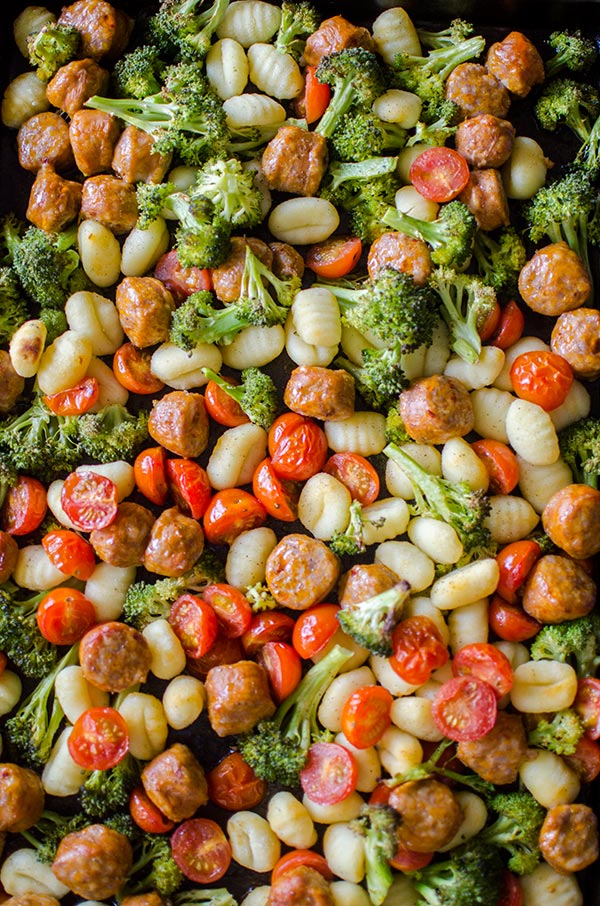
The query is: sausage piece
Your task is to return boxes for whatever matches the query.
[284,366,355,421]
[0,764,45,833]
[46,58,110,116]
[80,174,138,234]
[52,824,132,900]
[69,109,120,176]
[0,531,19,584]
[550,308,600,381]
[4,897,61,906]
[542,484,600,560]
[518,242,592,316]
[539,803,599,874]
[399,374,474,444]
[112,126,173,185]
[445,62,511,119]
[265,533,341,610]
[205,660,276,737]
[57,0,134,61]
[389,778,464,851]
[89,501,155,567]
[522,554,596,623]
[79,621,152,692]
[17,112,74,173]
[115,275,175,348]
[338,562,398,608]
[261,125,328,197]
[457,168,510,232]
[143,507,205,577]
[141,743,208,821]
[486,31,545,98]
[120,894,166,906]
[456,711,528,785]
[267,864,335,906]
[454,114,515,169]
[303,15,376,66]
[211,236,273,303]
[367,232,432,286]
[26,164,82,232]
[0,350,25,413]
[148,390,209,458]
[269,241,305,280]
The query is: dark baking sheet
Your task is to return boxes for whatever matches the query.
[1,1,600,903]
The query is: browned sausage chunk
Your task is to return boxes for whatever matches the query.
[141,743,208,821]
[486,31,545,98]
[389,778,463,852]
[46,58,110,116]
[551,308,600,380]
[454,114,515,169]
[120,894,166,906]
[457,168,510,231]
[52,823,132,900]
[522,554,596,623]
[265,533,341,610]
[0,349,25,413]
[26,164,82,232]
[457,711,528,784]
[284,366,355,421]
[17,112,74,173]
[367,232,432,286]
[148,390,209,458]
[211,236,273,303]
[115,275,175,348]
[539,803,599,874]
[338,562,398,608]
[0,531,19,584]
[4,897,60,906]
[268,864,335,906]
[89,501,155,567]
[57,0,134,61]
[205,660,276,737]
[80,174,138,234]
[69,109,120,176]
[269,241,305,280]
[0,764,45,832]
[112,126,173,184]
[399,374,474,444]
[261,125,328,197]
[445,63,511,119]
[303,15,375,66]
[79,621,152,692]
[542,484,600,560]
[143,507,205,577]
[518,242,592,316]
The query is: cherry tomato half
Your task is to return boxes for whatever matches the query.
[452,642,514,699]
[305,236,363,279]
[477,299,502,342]
[271,850,333,883]
[498,870,524,906]
[241,611,296,657]
[204,376,249,427]
[68,706,129,770]
[323,452,380,505]
[431,676,498,742]
[42,529,96,580]
[36,587,97,646]
[169,593,219,659]
[390,616,449,686]
[202,583,252,639]
[299,741,358,806]
[252,457,300,522]
[43,377,99,416]
[166,458,212,519]
[207,751,267,811]
[470,439,520,495]
[565,735,600,783]
[171,818,232,884]
[113,342,165,394]
[61,470,119,531]
[134,446,169,506]
[129,785,175,833]
[390,844,434,873]
[258,640,302,704]
[495,540,542,604]
[409,147,470,202]
[292,603,341,660]
[302,65,331,124]
[186,634,244,679]
[268,413,328,482]
[1,475,47,535]
[488,300,525,350]
[510,350,574,411]
[154,249,212,301]
[341,684,394,749]
[488,594,542,642]
[203,488,267,545]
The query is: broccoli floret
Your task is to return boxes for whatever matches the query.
[146,0,231,60]
[0,266,29,343]
[337,579,411,656]
[417,19,476,49]
[201,367,278,429]
[193,157,263,228]
[238,643,353,786]
[328,110,408,162]
[348,179,401,243]
[480,791,546,876]
[244,582,279,612]
[529,614,600,677]
[528,708,586,757]
[384,442,496,560]
[413,841,504,906]
[77,404,149,464]
[429,266,498,364]
[0,394,82,482]
[319,155,400,209]
[558,416,600,488]
[80,753,142,819]
[406,112,458,148]
[0,583,61,680]
[545,29,598,79]
[335,346,408,412]
[0,461,17,510]
[470,227,528,296]
[314,48,386,139]
[534,77,600,144]
[382,200,476,269]
[27,22,81,81]
[385,401,412,445]
[39,308,68,345]
[123,552,225,630]
[351,805,399,906]
[112,44,167,98]
[5,643,79,766]
[328,499,368,556]
[125,830,185,897]
[173,890,238,906]
[20,810,89,863]
[274,0,320,60]
[237,241,301,312]
[391,738,495,799]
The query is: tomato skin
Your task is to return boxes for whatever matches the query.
[61,470,119,531]
[36,587,97,645]
[389,616,449,685]
[169,593,219,659]
[488,594,542,642]
[42,529,96,580]
[268,413,328,482]
[323,452,380,505]
[497,870,524,906]
[207,751,267,811]
[299,741,358,806]
[341,685,394,749]
[292,603,340,659]
[303,65,331,124]
[477,299,501,342]
[409,147,470,202]
[171,818,232,884]
[271,850,334,883]
[43,377,99,416]
[241,611,296,657]
[431,676,498,742]
[495,540,542,604]
[470,438,520,495]
[305,236,363,279]
[252,457,300,522]
[166,458,212,519]
[68,706,130,770]
[452,642,514,699]
[487,299,525,350]
[510,350,574,411]
[129,785,175,833]
[390,844,434,872]
[1,475,47,536]
[258,640,302,704]
[574,676,600,739]
[204,376,250,427]
[113,342,165,394]
[186,634,244,679]
[565,735,600,782]
[154,249,212,301]
[203,488,267,545]
[202,583,252,639]
[134,446,169,506]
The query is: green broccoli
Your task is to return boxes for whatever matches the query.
[527,708,585,757]
[192,157,263,227]
[534,77,600,144]
[39,308,68,345]
[244,582,279,612]
[125,829,185,897]
[382,200,477,269]
[558,416,600,488]
[328,110,408,162]
[480,791,546,876]
[5,644,79,766]
[0,582,63,680]
[112,44,167,98]
[385,401,412,446]
[173,890,238,906]
[406,112,458,148]
[390,738,496,799]
[335,345,409,412]
[0,266,29,343]
[347,177,402,243]
[470,227,528,296]
[337,579,411,656]
[146,0,231,60]
[529,614,600,677]
[429,266,498,364]
[328,499,368,556]
[274,0,320,60]
[412,840,504,906]
[80,753,142,819]
[77,404,150,463]
[201,367,278,429]
[20,810,89,863]
[238,643,353,786]
[350,805,399,906]
[319,155,400,210]
[0,461,17,510]
[545,29,598,79]
[27,22,81,81]
[417,19,476,49]
[314,48,386,139]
